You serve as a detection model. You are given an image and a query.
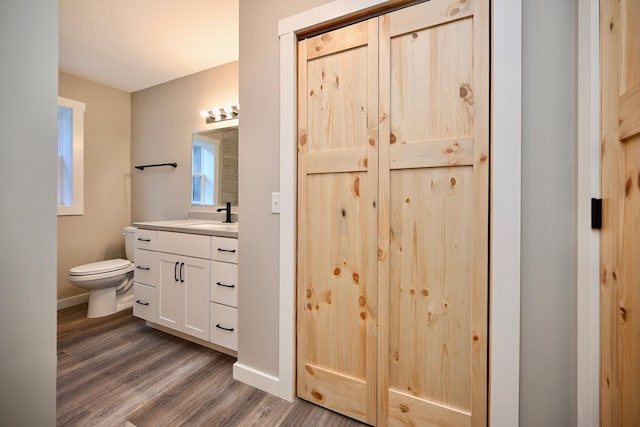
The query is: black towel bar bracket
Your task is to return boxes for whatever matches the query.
[134,162,177,171]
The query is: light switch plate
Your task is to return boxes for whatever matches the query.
[271,192,280,214]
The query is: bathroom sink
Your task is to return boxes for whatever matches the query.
[133,219,238,234]
[159,219,211,226]
[185,221,238,231]
[136,219,210,227]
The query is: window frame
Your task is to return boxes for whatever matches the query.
[192,172,205,205]
[191,135,221,206]
[57,96,85,216]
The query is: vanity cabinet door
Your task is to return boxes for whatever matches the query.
[157,255,181,330]
[156,252,210,341]
[181,257,210,341]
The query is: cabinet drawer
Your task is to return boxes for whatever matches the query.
[210,303,237,351]
[211,237,238,263]
[134,249,156,286]
[157,231,211,259]
[133,282,155,322]
[210,261,238,307]
[135,229,157,250]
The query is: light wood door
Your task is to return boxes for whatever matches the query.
[297,18,379,425]
[600,0,640,424]
[297,1,488,425]
[378,1,489,426]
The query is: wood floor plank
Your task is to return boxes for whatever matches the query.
[57,304,367,426]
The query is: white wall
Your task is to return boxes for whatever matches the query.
[0,0,57,424]
[520,0,577,425]
[237,0,331,380]
[131,62,238,222]
[58,72,132,303]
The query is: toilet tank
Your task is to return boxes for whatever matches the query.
[123,226,137,261]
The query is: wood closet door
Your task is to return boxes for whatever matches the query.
[296,18,379,425]
[600,0,640,424]
[378,1,489,426]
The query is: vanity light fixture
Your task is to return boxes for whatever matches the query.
[200,104,240,124]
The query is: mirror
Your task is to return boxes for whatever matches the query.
[191,125,238,207]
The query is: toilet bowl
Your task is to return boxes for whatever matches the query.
[68,226,137,318]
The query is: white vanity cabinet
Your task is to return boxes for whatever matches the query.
[209,236,239,351]
[155,231,211,341]
[132,224,239,355]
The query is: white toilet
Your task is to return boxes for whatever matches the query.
[68,226,137,318]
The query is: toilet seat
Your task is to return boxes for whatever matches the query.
[69,259,134,282]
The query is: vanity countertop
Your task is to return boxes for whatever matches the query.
[133,219,238,238]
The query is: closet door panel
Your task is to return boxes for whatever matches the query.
[304,172,370,376]
[298,17,379,425]
[389,16,473,144]
[380,0,489,426]
[299,171,371,418]
[306,43,369,152]
[388,166,474,409]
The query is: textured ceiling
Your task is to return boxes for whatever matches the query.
[59,0,239,93]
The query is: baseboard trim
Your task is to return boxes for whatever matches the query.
[233,362,280,397]
[57,293,89,310]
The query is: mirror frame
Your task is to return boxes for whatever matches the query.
[189,118,239,214]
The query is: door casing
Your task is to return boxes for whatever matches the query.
[576,0,600,426]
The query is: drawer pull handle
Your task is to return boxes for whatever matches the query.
[216,281,235,288]
[216,324,234,332]
[136,300,150,306]
[137,238,151,242]
[136,266,150,271]
[174,262,179,282]
[217,248,236,253]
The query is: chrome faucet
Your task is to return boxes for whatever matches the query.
[216,202,233,223]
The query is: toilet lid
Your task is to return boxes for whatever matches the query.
[69,259,132,276]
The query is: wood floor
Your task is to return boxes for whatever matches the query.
[57,304,366,427]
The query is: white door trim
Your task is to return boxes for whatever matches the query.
[576,0,600,425]
[277,2,522,426]
[489,2,522,425]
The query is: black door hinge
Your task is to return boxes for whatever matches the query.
[591,198,602,229]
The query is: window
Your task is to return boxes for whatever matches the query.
[57,96,85,215]
[191,136,220,205]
